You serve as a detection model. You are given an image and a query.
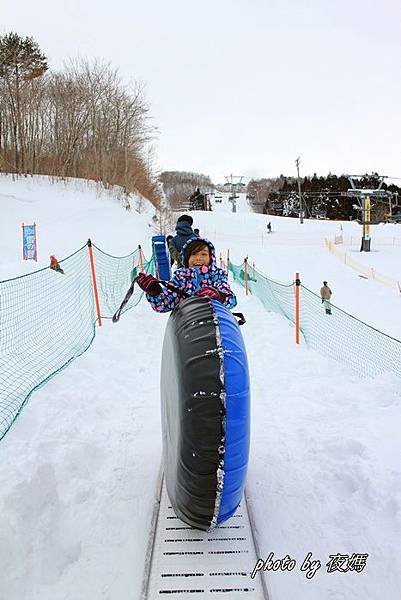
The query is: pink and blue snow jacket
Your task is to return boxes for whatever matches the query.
[145,238,237,313]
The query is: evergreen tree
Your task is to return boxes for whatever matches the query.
[0,32,48,171]
[262,172,401,220]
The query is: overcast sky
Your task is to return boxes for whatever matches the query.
[2,0,401,184]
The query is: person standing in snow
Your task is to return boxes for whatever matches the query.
[168,215,198,268]
[320,281,332,315]
[267,221,272,234]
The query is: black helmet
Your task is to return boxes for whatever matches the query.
[177,214,193,226]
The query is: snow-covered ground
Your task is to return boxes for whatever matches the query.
[0,174,156,281]
[210,191,251,214]
[196,204,401,340]
[0,175,400,600]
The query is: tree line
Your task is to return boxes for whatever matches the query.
[248,173,401,221]
[0,32,160,206]
[159,171,213,211]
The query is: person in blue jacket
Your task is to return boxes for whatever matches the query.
[168,215,198,267]
[137,237,237,313]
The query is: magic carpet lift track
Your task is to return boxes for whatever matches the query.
[140,468,270,600]
[141,296,269,598]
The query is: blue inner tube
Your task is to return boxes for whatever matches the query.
[152,235,171,281]
[160,296,250,530]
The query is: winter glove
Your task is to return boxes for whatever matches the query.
[196,287,227,302]
[136,273,162,296]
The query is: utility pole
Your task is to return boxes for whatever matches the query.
[388,195,392,219]
[295,157,304,224]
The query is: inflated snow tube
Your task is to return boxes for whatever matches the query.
[152,235,171,281]
[161,296,250,530]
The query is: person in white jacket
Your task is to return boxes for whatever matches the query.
[320,281,332,315]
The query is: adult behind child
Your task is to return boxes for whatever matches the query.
[168,215,198,267]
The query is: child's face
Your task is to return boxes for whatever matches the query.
[188,246,210,268]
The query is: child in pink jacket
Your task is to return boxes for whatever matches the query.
[136,238,237,313]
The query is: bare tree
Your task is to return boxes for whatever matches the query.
[159,171,213,211]
[0,39,161,207]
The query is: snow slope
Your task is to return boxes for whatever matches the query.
[0,175,400,600]
[195,212,401,339]
[0,174,156,281]
[209,191,252,214]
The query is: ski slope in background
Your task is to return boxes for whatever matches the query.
[0,176,400,600]
[209,191,252,214]
[198,195,401,340]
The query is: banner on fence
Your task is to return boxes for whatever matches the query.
[22,223,37,261]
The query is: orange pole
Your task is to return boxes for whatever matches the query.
[295,272,300,344]
[138,244,144,272]
[244,257,249,296]
[87,239,102,326]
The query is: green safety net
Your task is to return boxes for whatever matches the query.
[299,284,401,379]
[229,261,295,322]
[230,261,401,379]
[0,242,155,441]
[92,243,155,319]
[4,246,399,442]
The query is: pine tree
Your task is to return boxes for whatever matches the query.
[0,32,48,172]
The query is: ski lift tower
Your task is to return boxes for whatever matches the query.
[224,174,245,213]
[295,157,304,224]
[347,175,388,252]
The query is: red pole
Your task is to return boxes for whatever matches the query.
[87,239,102,326]
[227,249,230,274]
[295,272,300,344]
[244,257,249,296]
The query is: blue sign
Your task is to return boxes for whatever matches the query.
[22,224,37,261]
